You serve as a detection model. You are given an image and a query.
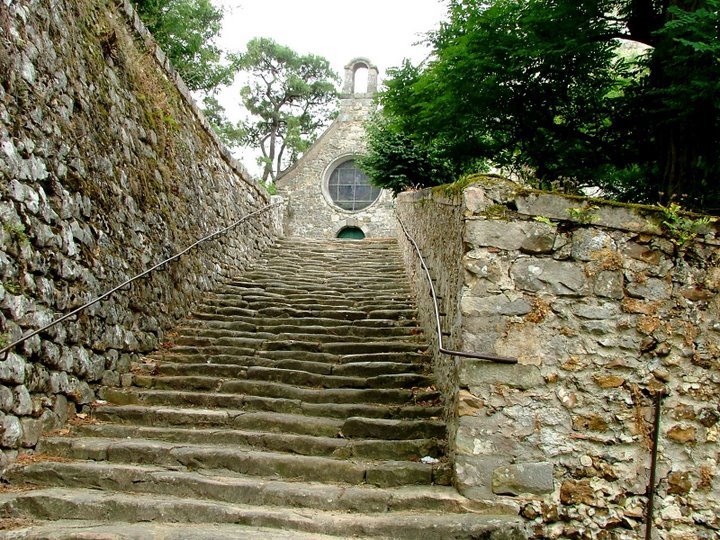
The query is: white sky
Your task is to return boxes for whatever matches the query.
[210,0,447,176]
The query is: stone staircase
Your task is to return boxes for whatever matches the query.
[0,238,526,539]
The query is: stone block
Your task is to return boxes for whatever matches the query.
[465,220,554,252]
[492,462,554,496]
[0,414,23,447]
[457,390,484,417]
[511,259,589,296]
[465,221,527,250]
[516,193,576,221]
[461,295,531,317]
[11,385,32,416]
[520,231,556,254]
[458,360,544,390]
[570,228,615,261]
[455,453,507,500]
[560,479,596,505]
[571,300,620,320]
[0,385,13,411]
[0,353,26,385]
[626,277,672,301]
[593,270,624,299]
[516,193,661,233]
[20,417,43,447]
[463,186,494,214]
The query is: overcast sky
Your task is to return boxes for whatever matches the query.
[215,0,446,83]
[210,0,447,175]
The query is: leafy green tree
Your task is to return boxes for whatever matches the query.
[235,38,339,183]
[364,0,720,212]
[620,1,720,209]
[201,96,244,148]
[131,0,235,92]
[359,108,465,194]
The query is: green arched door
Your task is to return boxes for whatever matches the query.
[337,227,365,240]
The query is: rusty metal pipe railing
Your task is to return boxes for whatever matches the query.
[645,389,667,540]
[0,202,283,360]
[395,212,517,364]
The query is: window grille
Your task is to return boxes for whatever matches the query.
[328,160,381,211]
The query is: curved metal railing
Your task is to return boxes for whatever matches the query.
[0,201,283,359]
[395,212,517,364]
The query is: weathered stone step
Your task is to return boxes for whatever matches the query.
[68,423,442,460]
[90,405,444,445]
[0,519,336,540]
[98,388,444,420]
[157,344,259,357]
[342,417,446,440]
[149,358,426,379]
[240,366,433,390]
[173,328,423,345]
[6,462,492,515]
[0,488,527,539]
[217,282,412,303]
[219,283,412,301]
[255,261,405,269]
[261,339,425,355]
[221,283,413,303]
[205,297,415,314]
[213,290,413,306]
[176,320,421,340]
[173,335,269,348]
[134,364,432,392]
[198,314,417,329]
[37,438,442,487]
[130,376,440,405]
[91,405,343,437]
[255,350,429,365]
[237,273,411,292]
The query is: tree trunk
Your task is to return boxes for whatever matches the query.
[263,127,277,183]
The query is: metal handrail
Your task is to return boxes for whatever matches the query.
[0,201,283,359]
[395,212,517,364]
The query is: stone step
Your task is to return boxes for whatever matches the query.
[152,347,430,368]
[241,365,433,389]
[0,488,528,539]
[233,274,411,292]
[98,388,444,420]
[256,349,428,365]
[92,405,343,437]
[173,330,423,346]
[89,405,445,443]
[129,376,440,405]
[211,291,414,309]
[37,438,444,487]
[68,423,443,460]
[191,314,417,328]
[6,462,494,515]
[217,284,413,302]
[0,520,337,540]
[148,359,426,379]
[203,298,416,315]
[179,321,421,338]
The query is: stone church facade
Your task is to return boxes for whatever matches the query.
[275,58,396,239]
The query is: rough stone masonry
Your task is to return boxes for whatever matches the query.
[0,0,281,465]
[397,177,719,539]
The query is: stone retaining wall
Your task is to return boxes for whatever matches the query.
[396,177,719,539]
[0,0,281,463]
